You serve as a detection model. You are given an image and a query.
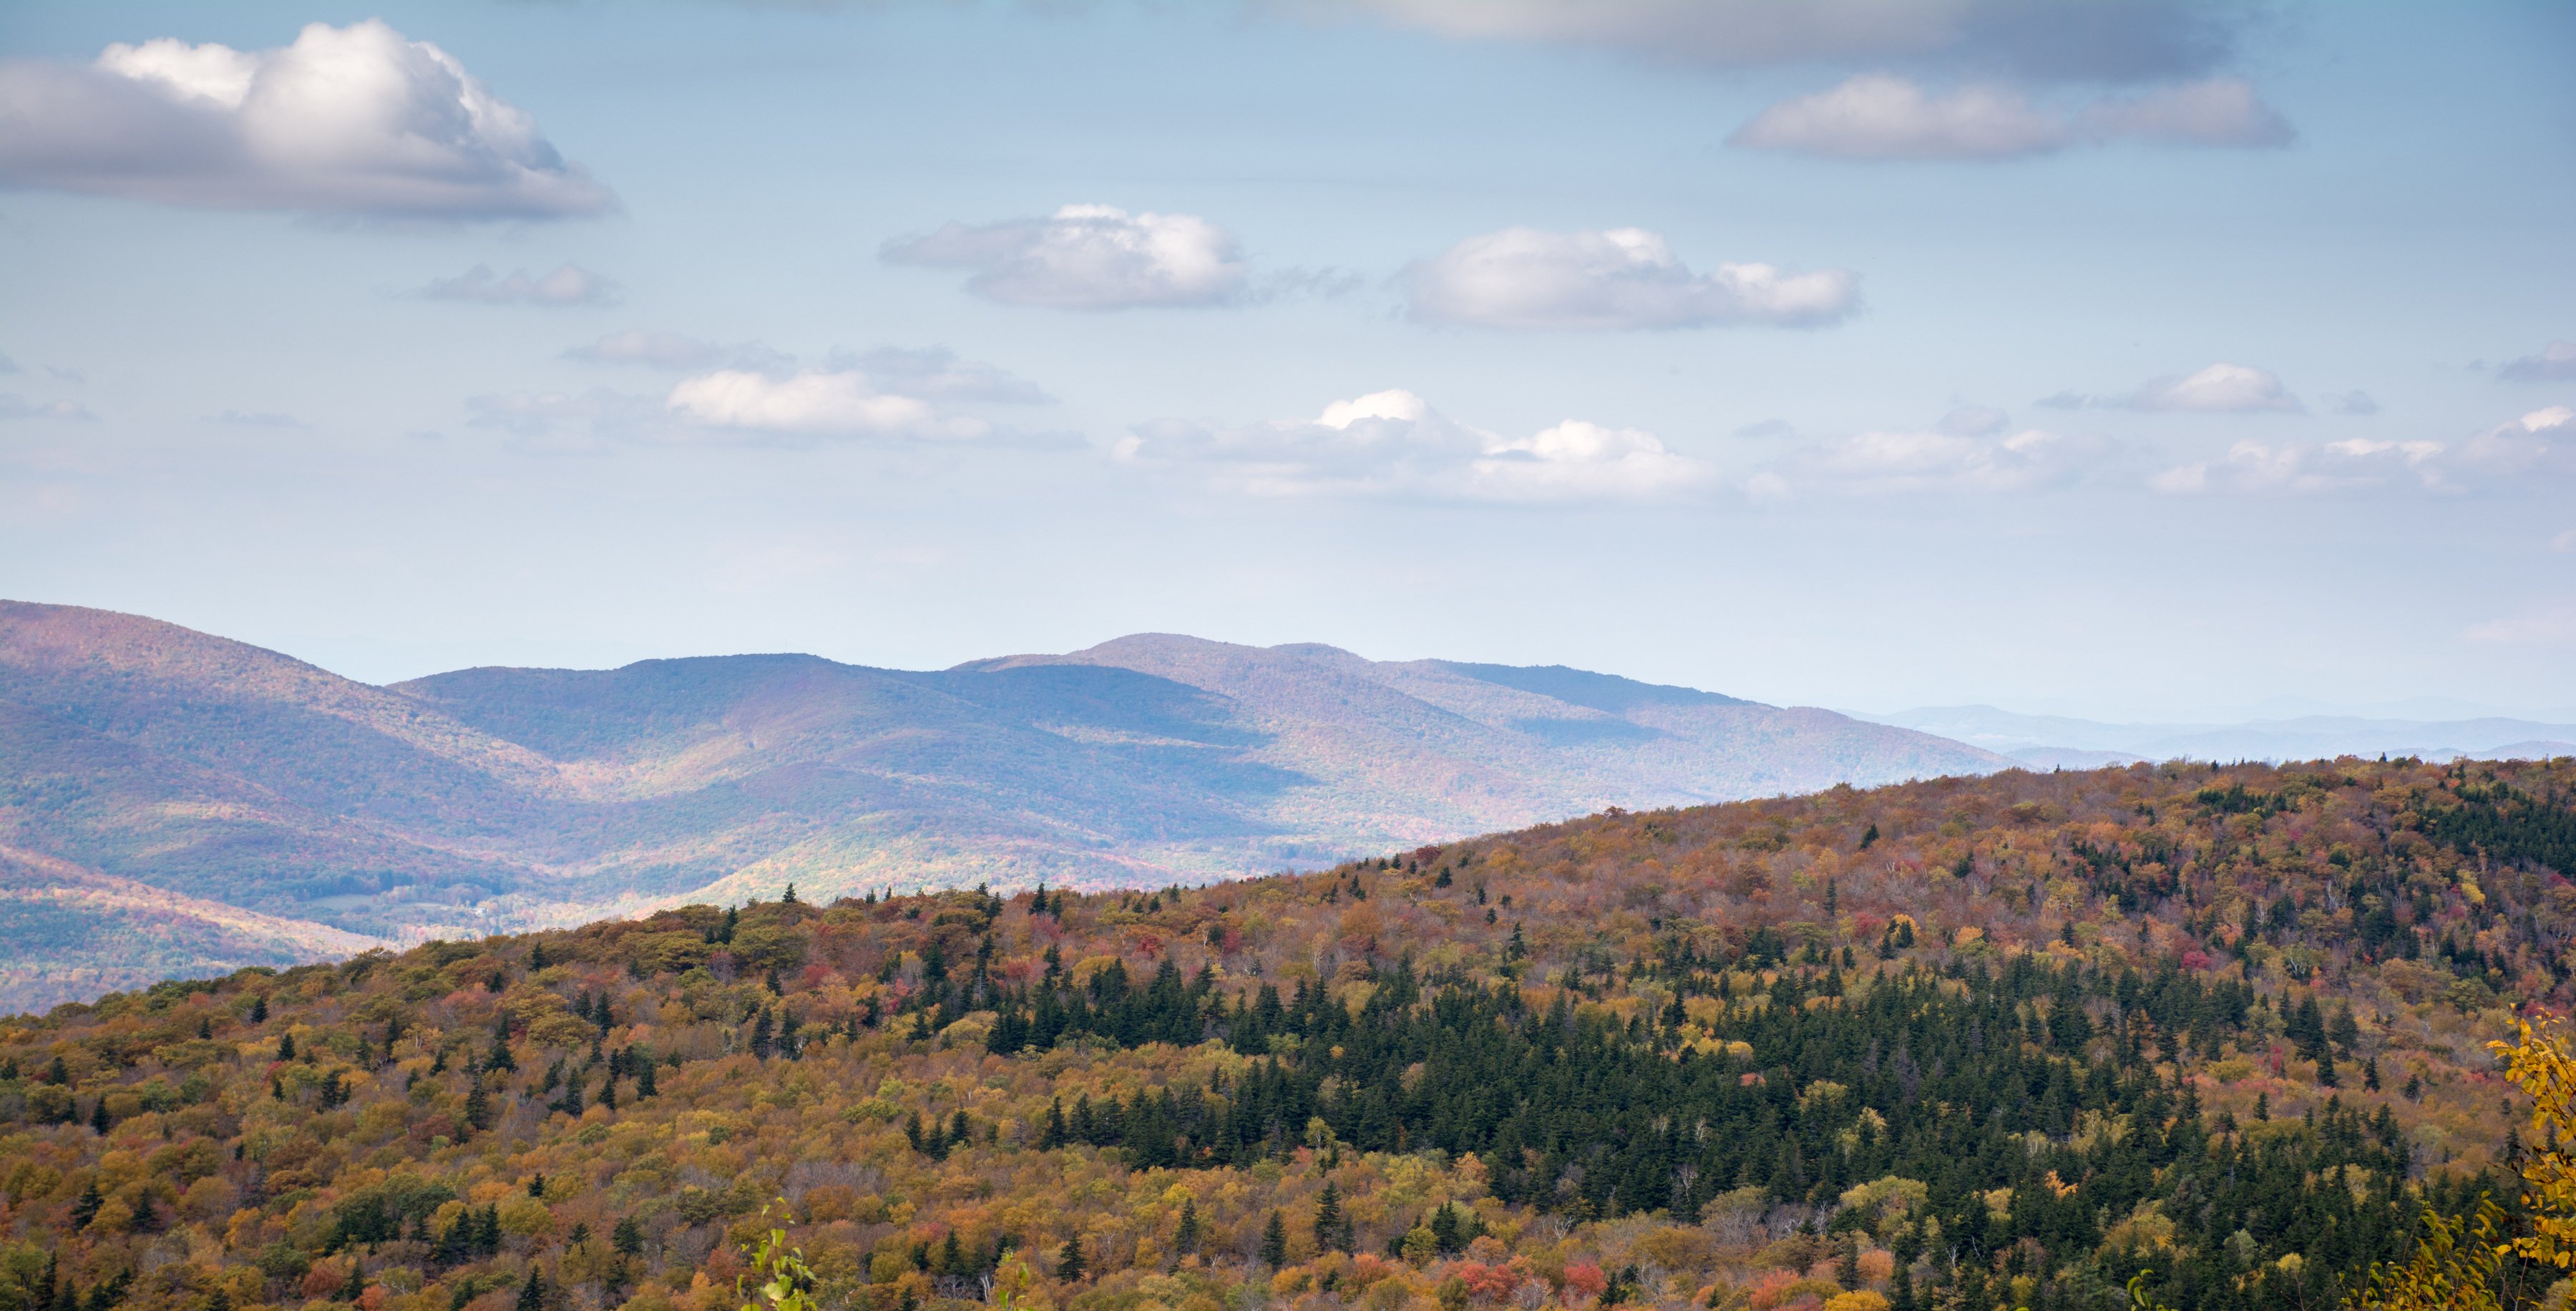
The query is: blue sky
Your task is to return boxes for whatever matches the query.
[1,1,2571,720]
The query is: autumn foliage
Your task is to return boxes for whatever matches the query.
[3,756,2573,1311]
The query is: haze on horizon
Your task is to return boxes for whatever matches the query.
[1,0,2570,722]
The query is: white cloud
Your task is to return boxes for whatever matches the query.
[1732,76,2067,159]
[2150,438,2449,494]
[0,394,95,421]
[2123,362,2301,412]
[881,204,1248,309]
[420,263,618,307]
[2500,341,2576,383]
[1314,1,2244,82]
[1767,427,2109,494]
[1731,74,2288,160]
[1121,389,1714,501]
[2045,362,2301,413]
[1468,420,1717,500]
[2152,405,2576,497]
[1403,227,1858,330]
[0,21,612,218]
[665,370,987,439]
[2552,527,2576,554]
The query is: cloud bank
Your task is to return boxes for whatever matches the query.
[0,21,613,218]
[882,204,1249,309]
[1732,74,2291,160]
[1121,389,1715,500]
[1404,228,1859,330]
[1753,426,2109,496]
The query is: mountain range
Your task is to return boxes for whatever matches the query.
[0,600,2009,1010]
[1856,703,2576,769]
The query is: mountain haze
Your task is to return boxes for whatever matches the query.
[0,601,2009,1008]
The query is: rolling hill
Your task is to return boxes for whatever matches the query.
[0,602,2010,1008]
[6,756,2568,1311]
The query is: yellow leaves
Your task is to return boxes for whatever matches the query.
[2492,1013,2576,1269]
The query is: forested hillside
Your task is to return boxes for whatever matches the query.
[5,757,2573,1311]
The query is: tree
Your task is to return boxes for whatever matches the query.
[1173,1199,1201,1257]
[1055,1238,1085,1284]
[1314,1181,1348,1254]
[613,1217,645,1257]
[1259,1212,1289,1269]
[514,1270,545,1311]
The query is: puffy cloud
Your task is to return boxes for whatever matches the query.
[1402,227,1858,330]
[1764,427,2109,494]
[1121,389,1714,501]
[2122,362,2301,412]
[665,369,987,439]
[420,263,618,307]
[881,204,1248,309]
[1731,74,2288,159]
[0,21,612,218]
[2045,363,2302,413]
[1313,0,2243,82]
[2499,340,2576,383]
[0,394,94,421]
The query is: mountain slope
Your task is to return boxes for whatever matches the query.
[4,756,2565,1311]
[0,603,2009,1009]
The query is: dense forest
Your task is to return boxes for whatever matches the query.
[4,756,2573,1311]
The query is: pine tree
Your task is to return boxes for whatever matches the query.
[514,1269,544,1311]
[1041,1098,1068,1149]
[636,1062,657,1098]
[1055,1238,1085,1283]
[781,882,799,905]
[613,1217,645,1257]
[1174,1199,1201,1256]
[1314,1181,1347,1253]
[250,995,268,1024]
[88,1098,109,1135]
[1260,1211,1289,1269]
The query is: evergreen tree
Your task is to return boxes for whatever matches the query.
[1173,1199,1200,1256]
[1055,1238,1085,1284]
[1260,1212,1289,1269]
[514,1269,543,1311]
[1314,1181,1347,1253]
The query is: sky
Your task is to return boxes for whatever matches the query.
[1,0,2572,722]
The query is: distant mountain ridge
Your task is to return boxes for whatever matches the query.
[0,600,2013,1008]
[1860,703,2576,767]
